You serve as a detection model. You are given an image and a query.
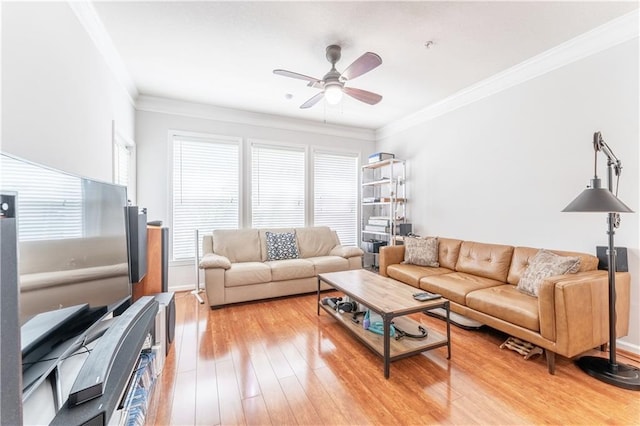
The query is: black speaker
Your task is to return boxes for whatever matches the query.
[398,223,412,236]
[596,246,628,272]
[152,292,175,353]
[126,206,148,283]
[1,193,23,425]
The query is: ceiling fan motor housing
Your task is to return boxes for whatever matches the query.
[326,45,342,65]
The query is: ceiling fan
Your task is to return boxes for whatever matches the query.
[274,44,382,109]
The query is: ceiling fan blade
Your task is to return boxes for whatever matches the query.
[308,80,325,89]
[341,52,382,81]
[300,92,324,109]
[343,87,382,105]
[273,69,321,84]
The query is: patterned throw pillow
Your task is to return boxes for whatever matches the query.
[265,231,300,261]
[403,236,439,267]
[517,249,581,297]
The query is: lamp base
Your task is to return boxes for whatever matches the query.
[576,356,640,391]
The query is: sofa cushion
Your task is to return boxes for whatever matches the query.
[295,226,338,258]
[455,241,514,282]
[507,246,598,285]
[266,259,314,281]
[438,238,463,270]
[265,231,300,261]
[403,237,439,267]
[213,229,262,263]
[387,264,452,288]
[225,262,271,287]
[516,249,581,297]
[306,256,349,275]
[466,285,540,332]
[419,272,503,305]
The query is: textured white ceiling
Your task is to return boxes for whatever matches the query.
[93,1,638,130]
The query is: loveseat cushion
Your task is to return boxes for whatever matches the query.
[387,264,452,288]
[466,285,540,332]
[455,241,514,282]
[507,246,599,285]
[266,259,314,281]
[225,262,271,287]
[213,229,262,263]
[419,272,504,305]
[306,256,349,275]
[295,226,338,258]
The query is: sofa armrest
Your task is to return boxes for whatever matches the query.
[379,245,405,277]
[199,253,231,270]
[538,270,630,357]
[330,245,364,258]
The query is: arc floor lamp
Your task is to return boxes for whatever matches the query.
[562,131,639,390]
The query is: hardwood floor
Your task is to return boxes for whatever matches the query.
[146,291,640,425]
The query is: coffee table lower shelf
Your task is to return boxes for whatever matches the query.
[318,302,450,377]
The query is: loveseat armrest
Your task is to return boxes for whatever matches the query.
[330,245,364,259]
[379,245,405,277]
[538,270,630,357]
[199,253,232,270]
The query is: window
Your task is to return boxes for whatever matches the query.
[172,134,240,261]
[251,143,305,228]
[313,151,358,246]
[1,154,82,241]
[112,125,136,203]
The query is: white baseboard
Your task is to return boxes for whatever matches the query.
[617,339,640,356]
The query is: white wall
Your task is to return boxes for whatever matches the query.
[1,2,135,181]
[376,39,639,353]
[134,97,375,291]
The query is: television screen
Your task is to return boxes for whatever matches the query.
[0,153,131,325]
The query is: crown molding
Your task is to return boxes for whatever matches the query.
[377,10,639,141]
[136,95,376,142]
[68,1,138,105]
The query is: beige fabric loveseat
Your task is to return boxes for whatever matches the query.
[199,226,363,308]
[380,238,631,374]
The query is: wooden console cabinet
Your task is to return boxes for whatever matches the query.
[132,226,166,301]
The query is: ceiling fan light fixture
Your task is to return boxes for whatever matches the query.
[324,83,343,105]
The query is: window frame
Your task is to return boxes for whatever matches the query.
[311,147,360,246]
[112,121,137,204]
[247,139,308,229]
[169,130,243,265]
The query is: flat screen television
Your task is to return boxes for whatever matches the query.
[0,153,132,378]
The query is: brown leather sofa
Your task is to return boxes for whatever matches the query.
[379,238,631,374]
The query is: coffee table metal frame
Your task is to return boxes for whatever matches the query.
[317,270,451,379]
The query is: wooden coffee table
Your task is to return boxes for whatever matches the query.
[317,269,451,379]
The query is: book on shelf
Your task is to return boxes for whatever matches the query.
[368,215,390,221]
[362,197,380,203]
[364,224,390,233]
[368,219,390,226]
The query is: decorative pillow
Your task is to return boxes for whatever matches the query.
[403,237,439,267]
[265,231,300,261]
[517,249,581,297]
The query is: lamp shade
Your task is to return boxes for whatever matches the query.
[562,178,634,213]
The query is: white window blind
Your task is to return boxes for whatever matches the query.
[314,151,358,246]
[251,143,305,228]
[1,155,82,241]
[172,135,240,261]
